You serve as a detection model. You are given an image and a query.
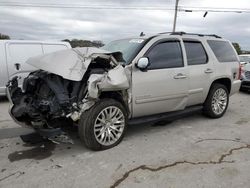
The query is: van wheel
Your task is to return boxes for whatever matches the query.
[78,99,127,151]
[203,83,229,118]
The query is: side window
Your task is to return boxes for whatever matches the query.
[8,43,43,63]
[207,40,238,62]
[184,41,208,65]
[146,41,183,69]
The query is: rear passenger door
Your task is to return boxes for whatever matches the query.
[183,40,214,106]
[132,39,188,117]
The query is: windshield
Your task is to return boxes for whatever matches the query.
[239,56,250,62]
[102,38,146,64]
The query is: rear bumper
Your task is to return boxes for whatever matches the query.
[241,80,250,90]
[230,80,241,96]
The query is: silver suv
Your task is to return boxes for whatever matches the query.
[7,32,241,150]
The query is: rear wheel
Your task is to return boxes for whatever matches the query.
[79,98,127,150]
[203,83,229,118]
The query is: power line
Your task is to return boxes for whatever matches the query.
[179,6,250,13]
[0,2,250,13]
[180,6,250,11]
[0,2,175,10]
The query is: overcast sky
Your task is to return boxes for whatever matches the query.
[1,0,250,49]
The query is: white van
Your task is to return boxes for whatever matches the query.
[0,40,71,96]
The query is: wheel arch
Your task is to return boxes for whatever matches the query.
[99,90,130,114]
[203,79,230,118]
[210,77,231,94]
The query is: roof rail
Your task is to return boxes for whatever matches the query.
[158,31,222,38]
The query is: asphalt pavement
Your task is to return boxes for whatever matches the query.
[0,92,250,188]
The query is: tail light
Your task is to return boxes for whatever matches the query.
[238,63,242,80]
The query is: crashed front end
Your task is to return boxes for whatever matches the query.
[6,47,130,132]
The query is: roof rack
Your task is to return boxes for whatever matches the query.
[158,31,222,38]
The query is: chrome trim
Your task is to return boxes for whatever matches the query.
[211,88,228,115]
[135,93,187,104]
[94,106,125,146]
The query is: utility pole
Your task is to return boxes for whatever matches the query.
[172,0,179,32]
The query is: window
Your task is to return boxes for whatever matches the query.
[102,38,146,64]
[146,41,183,69]
[207,40,238,62]
[8,43,43,72]
[9,43,43,62]
[239,56,250,63]
[184,41,208,65]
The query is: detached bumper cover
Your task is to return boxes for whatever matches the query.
[6,77,32,128]
[241,80,250,89]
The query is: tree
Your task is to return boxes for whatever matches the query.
[0,33,10,40]
[62,39,104,48]
[232,42,242,55]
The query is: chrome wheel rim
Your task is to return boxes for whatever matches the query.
[211,88,228,115]
[94,106,125,146]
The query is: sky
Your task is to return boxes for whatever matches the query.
[0,0,250,49]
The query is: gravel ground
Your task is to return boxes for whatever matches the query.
[0,92,250,188]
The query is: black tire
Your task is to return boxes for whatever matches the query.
[78,98,127,151]
[203,83,229,118]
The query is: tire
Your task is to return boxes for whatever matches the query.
[203,83,229,118]
[78,98,127,151]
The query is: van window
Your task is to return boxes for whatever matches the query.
[184,41,208,65]
[42,44,68,54]
[8,43,43,63]
[147,41,183,69]
[207,40,238,62]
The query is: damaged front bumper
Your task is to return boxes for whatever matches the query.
[6,47,130,131]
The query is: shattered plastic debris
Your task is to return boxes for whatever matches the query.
[48,134,74,144]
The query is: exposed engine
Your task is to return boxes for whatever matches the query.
[6,47,130,141]
[7,62,110,129]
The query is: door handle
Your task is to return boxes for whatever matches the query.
[14,63,21,71]
[204,68,213,73]
[174,73,187,79]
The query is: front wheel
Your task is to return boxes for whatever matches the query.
[203,83,229,118]
[79,99,127,150]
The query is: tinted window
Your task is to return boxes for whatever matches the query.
[184,41,207,65]
[147,41,183,69]
[207,40,238,62]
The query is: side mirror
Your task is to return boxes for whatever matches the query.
[136,57,150,70]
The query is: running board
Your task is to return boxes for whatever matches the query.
[128,105,203,125]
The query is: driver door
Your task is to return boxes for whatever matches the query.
[131,39,188,118]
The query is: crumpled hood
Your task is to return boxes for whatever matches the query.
[26,47,123,81]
